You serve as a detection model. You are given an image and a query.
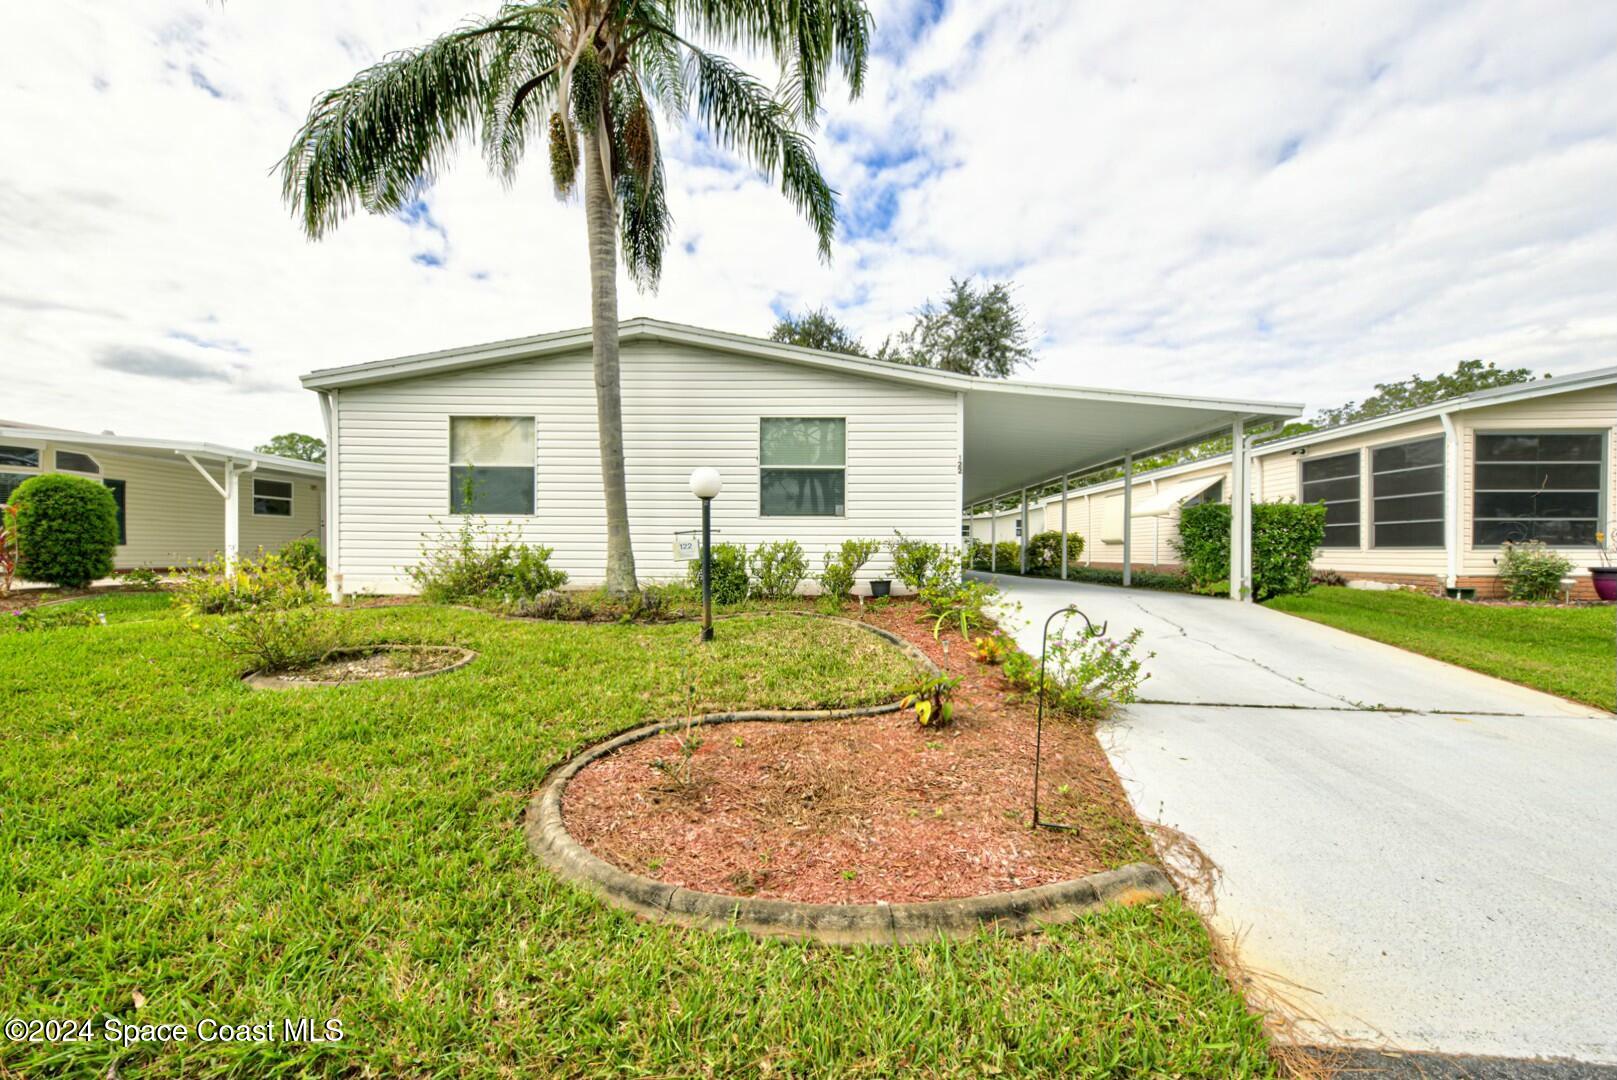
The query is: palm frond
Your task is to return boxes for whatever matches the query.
[610,77,672,287]
[482,7,564,180]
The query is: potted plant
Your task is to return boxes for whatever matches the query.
[1591,531,1616,602]
[868,577,892,599]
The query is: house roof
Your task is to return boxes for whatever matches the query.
[300,317,1304,505]
[0,425,325,478]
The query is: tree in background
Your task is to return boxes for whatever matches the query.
[879,278,1033,378]
[255,433,326,463]
[1313,359,1535,427]
[280,1,871,595]
[769,307,867,356]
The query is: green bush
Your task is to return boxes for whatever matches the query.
[512,583,696,623]
[177,549,327,616]
[818,538,879,601]
[686,542,750,605]
[968,539,1022,572]
[1065,565,1191,593]
[409,518,567,603]
[279,537,326,586]
[200,604,348,672]
[10,473,119,588]
[4,606,103,633]
[1025,531,1085,575]
[999,624,1151,718]
[1175,501,1325,601]
[888,532,952,592]
[1497,540,1573,601]
[749,540,808,600]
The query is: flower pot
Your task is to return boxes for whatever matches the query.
[1591,566,1617,602]
[868,579,892,599]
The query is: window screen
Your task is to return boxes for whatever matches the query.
[0,446,39,468]
[0,472,31,505]
[1301,451,1361,548]
[1182,478,1224,508]
[252,478,293,517]
[1473,433,1603,545]
[450,417,535,515]
[760,418,845,516]
[1371,437,1444,547]
[56,450,100,474]
[104,479,127,544]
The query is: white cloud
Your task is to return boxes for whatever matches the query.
[1,0,1612,446]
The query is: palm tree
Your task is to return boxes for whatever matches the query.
[280,2,871,594]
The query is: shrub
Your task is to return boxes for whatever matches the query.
[177,550,326,616]
[1497,541,1573,601]
[1311,568,1348,588]
[817,538,879,601]
[920,578,1001,639]
[514,584,696,623]
[686,542,749,605]
[0,503,17,597]
[122,567,164,591]
[279,537,326,586]
[749,540,808,600]
[199,604,348,672]
[888,532,951,592]
[9,474,119,588]
[409,517,566,603]
[4,606,103,633]
[1065,565,1191,593]
[1000,624,1151,719]
[1175,501,1325,601]
[1025,531,1085,575]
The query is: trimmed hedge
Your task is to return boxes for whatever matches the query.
[968,539,1023,572]
[1175,501,1325,600]
[10,473,119,588]
[1025,530,1085,575]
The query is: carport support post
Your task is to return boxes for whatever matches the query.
[1122,454,1133,587]
[1019,488,1029,574]
[1230,418,1249,601]
[1059,473,1069,580]
[223,462,241,575]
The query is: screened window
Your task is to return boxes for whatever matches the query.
[0,472,31,505]
[1182,478,1224,508]
[450,416,535,515]
[104,479,127,544]
[760,418,845,516]
[0,445,39,468]
[1473,432,1603,545]
[1302,451,1361,548]
[1371,437,1444,547]
[56,449,100,474]
[252,478,293,517]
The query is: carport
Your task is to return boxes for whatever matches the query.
[958,379,1302,600]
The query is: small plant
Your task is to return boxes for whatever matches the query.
[919,578,1000,639]
[197,603,349,672]
[970,634,1011,665]
[8,474,120,588]
[686,542,750,605]
[0,503,18,597]
[1595,531,1611,567]
[1001,648,1037,692]
[177,550,326,616]
[900,673,960,728]
[817,538,879,602]
[1310,568,1348,588]
[408,516,566,603]
[278,537,326,586]
[4,606,103,633]
[1042,624,1152,718]
[749,539,809,600]
[650,681,705,794]
[1497,540,1573,602]
[887,532,956,592]
[122,567,164,591]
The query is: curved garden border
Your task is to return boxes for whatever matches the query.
[243,644,477,690]
[523,613,1174,945]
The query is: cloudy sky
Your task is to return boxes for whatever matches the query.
[4,0,1614,447]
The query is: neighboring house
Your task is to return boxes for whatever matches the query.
[0,423,325,573]
[302,319,1298,597]
[970,365,1616,598]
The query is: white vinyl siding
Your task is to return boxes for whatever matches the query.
[329,339,961,593]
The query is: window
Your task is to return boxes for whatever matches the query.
[1371,437,1444,547]
[252,478,293,517]
[1473,432,1603,545]
[1014,517,1022,539]
[0,445,40,468]
[1301,451,1361,548]
[449,416,535,514]
[104,479,127,544]
[1182,478,1224,508]
[55,450,100,474]
[760,418,844,516]
[0,473,31,504]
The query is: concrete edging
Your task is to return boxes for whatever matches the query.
[522,615,1175,945]
[242,644,477,690]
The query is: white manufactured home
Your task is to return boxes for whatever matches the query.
[302,319,1300,598]
[0,423,325,573]
[969,365,1617,598]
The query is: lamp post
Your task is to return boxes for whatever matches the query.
[689,467,723,642]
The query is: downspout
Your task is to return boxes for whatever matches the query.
[1440,410,1459,591]
[319,389,343,601]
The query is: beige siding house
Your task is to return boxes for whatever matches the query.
[0,424,324,572]
[971,366,1616,598]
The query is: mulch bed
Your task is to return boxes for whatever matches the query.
[563,601,1152,904]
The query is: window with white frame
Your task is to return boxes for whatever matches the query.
[1473,432,1604,545]
[760,418,845,516]
[1301,450,1361,548]
[449,416,535,514]
[1371,437,1444,547]
[55,450,100,474]
[0,445,40,504]
[252,478,294,517]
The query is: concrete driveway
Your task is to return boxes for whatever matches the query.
[973,572,1617,1065]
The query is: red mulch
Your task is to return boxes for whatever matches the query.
[562,601,1150,904]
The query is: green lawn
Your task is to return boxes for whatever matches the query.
[22,591,177,624]
[1268,587,1616,711]
[0,602,1271,1077]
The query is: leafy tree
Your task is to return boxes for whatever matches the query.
[1314,359,1535,427]
[879,278,1033,378]
[769,306,866,356]
[280,2,871,594]
[255,433,326,463]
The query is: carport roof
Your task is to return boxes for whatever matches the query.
[300,318,1302,505]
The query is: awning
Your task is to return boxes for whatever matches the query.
[1129,474,1223,517]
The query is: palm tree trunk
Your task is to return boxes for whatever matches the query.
[582,117,638,595]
